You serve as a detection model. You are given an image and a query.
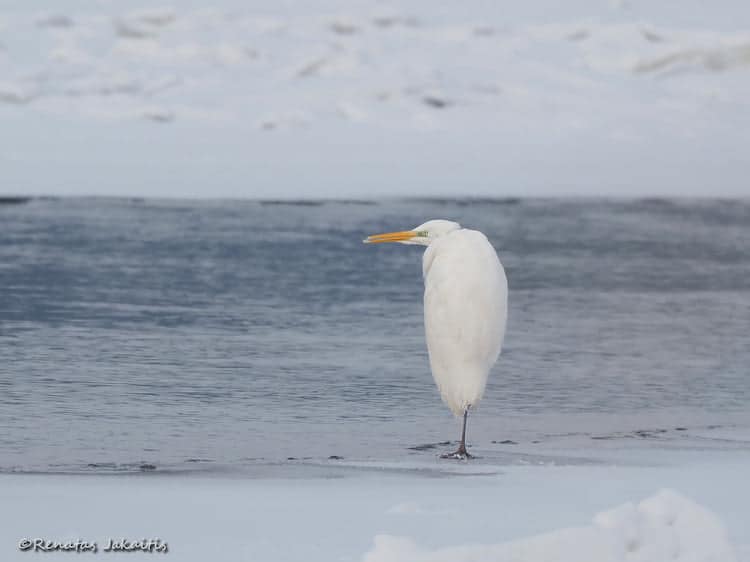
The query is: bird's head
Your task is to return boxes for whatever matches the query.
[364,219,461,246]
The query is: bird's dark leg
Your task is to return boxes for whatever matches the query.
[441,408,473,459]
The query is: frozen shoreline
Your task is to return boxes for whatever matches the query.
[4,402,749,475]
[1,449,748,561]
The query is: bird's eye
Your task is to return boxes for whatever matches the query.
[416,230,429,237]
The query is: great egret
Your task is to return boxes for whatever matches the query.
[365,220,508,459]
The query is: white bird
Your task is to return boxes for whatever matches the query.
[365,220,508,459]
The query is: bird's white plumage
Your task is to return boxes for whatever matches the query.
[364,218,508,432]
[422,227,508,415]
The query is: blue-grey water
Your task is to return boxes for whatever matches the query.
[1,197,749,474]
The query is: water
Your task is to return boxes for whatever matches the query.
[1,197,749,473]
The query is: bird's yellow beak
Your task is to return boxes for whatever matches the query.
[363,230,417,244]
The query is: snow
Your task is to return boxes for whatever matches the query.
[0,450,747,562]
[366,490,736,562]
[1,1,749,197]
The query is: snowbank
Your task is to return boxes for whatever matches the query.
[364,490,736,562]
[2,1,750,197]
[1,456,748,562]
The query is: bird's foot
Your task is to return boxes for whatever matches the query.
[440,446,473,460]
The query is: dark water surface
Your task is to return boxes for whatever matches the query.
[1,197,749,473]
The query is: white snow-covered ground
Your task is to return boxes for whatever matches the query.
[1,1,749,197]
[1,449,748,561]
[366,489,735,562]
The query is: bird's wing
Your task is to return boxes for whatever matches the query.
[422,229,507,413]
